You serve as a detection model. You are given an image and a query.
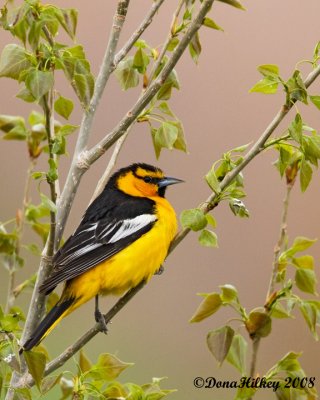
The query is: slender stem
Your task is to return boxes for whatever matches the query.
[249,179,294,385]
[250,337,260,377]
[113,0,166,67]
[90,130,130,203]
[56,0,131,246]
[147,0,185,86]
[267,183,293,299]
[4,160,36,313]
[42,92,57,255]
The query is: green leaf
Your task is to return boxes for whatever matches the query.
[189,31,201,64]
[245,309,272,338]
[292,255,314,269]
[16,87,36,103]
[155,122,178,151]
[0,115,25,133]
[226,334,247,374]
[170,120,187,153]
[133,47,150,74]
[115,57,139,90]
[156,69,180,100]
[207,326,235,364]
[286,236,317,257]
[286,70,308,104]
[310,95,320,110]
[205,168,221,194]
[189,292,222,323]
[54,96,74,120]
[0,44,31,80]
[41,374,62,395]
[299,301,318,340]
[180,208,207,231]
[79,350,92,373]
[206,214,217,228]
[167,37,179,51]
[202,17,223,31]
[220,284,238,303]
[299,157,313,192]
[25,69,54,100]
[198,229,218,248]
[217,0,246,10]
[24,351,46,389]
[258,64,279,78]
[288,113,302,143]
[229,198,249,218]
[40,193,57,213]
[2,125,27,141]
[270,302,292,319]
[295,269,317,295]
[47,159,58,182]
[73,73,94,108]
[54,7,78,39]
[89,353,133,381]
[249,76,278,94]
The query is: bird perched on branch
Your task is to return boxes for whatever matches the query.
[21,163,182,352]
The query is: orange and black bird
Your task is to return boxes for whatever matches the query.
[21,163,182,351]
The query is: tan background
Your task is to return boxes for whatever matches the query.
[1,1,320,399]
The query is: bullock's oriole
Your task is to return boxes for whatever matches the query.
[21,163,182,351]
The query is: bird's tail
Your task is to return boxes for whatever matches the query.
[20,297,75,353]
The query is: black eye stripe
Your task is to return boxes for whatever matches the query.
[143,176,159,184]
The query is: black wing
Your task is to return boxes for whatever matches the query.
[39,194,157,295]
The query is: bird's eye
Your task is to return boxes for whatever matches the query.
[143,176,152,183]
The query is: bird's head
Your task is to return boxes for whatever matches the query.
[111,163,183,198]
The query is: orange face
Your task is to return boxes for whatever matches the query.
[116,166,165,198]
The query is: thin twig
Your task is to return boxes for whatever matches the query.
[90,130,130,203]
[113,0,166,68]
[250,337,260,377]
[267,182,293,299]
[147,0,185,86]
[4,160,36,314]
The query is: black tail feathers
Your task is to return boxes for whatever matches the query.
[20,297,74,353]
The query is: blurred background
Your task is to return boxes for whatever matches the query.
[1,0,320,398]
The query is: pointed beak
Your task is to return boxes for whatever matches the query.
[158,176,184,188]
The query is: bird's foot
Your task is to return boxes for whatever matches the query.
[95,309,108,334]
[155,265,164,275]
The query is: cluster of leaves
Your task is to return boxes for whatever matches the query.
[10,350,175,399]
[189,243,319,400]
[180,144,250,248]
[0,0,93,108]
[115,38,187,159]
[272,113,320,192]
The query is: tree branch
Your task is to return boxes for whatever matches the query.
[171,62,320,252]
[113,0,166,68]
[147,0,185,86]
[56,0,131,246]
[90,129,130,203]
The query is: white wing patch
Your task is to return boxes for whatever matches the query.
[108,214,157,243]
